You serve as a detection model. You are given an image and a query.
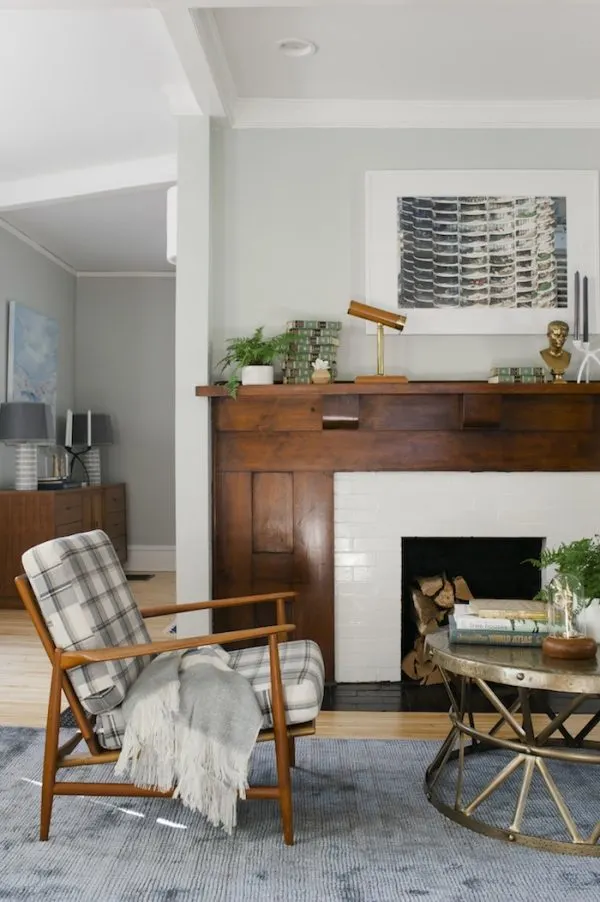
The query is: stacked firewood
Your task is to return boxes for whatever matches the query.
[401,574,473,684]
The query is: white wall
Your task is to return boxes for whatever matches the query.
[75,275,175,550]
[0,227,76,488]
[211,127,600,381]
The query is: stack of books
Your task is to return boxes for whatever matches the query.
[488,367,546,384]
[449,598,548,647]
[282,320,341,384]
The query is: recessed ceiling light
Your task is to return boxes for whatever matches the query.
[277,38,317,58]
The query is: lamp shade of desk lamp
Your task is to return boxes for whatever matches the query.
[347,300,408,383]
[0,402,54,490]
[66,413,113,486]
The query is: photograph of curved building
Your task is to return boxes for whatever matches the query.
[397,196,567,310]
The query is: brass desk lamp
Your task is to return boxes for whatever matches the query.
[347,300,408,383]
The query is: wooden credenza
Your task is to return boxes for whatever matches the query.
[0,483,127,607]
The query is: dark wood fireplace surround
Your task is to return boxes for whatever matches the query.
[196,382,600,681]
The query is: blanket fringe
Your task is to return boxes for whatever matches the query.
[115,678,179,791]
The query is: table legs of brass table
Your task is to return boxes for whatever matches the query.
[425,671,600,856]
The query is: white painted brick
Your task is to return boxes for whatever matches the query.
[335,566,354,583]
[334,470,600,681]
[353,536,399,552]
[335,552,374,568]
[335,493,378,510]
[335,537,353,552]
[334,507,378,525]
[335,523,372,539]
[351,567,377,582]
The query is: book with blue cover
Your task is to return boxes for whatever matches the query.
[449,615,544,647]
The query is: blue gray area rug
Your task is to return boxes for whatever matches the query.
[1,727,600,902]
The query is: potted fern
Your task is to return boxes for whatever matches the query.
[527,536,600,640]
[218,327,295,397]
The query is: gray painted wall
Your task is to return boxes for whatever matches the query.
[211,127,600,381]
[75,276,175,547]
[0,227,76,488]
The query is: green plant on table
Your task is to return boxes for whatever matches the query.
[526,536,600,602]
[218,327,296,398]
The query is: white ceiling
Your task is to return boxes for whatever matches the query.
[0,10,184,182]
[211,3,600,101]
[1,186,174,273]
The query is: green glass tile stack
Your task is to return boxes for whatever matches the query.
[283,320,342,384]
[488,366,546,384]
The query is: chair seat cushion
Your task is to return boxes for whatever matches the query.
[228,639,325,730]
[95,639,325,750]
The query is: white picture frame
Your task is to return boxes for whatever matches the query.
[365,169,599,335]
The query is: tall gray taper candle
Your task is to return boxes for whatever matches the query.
[583,276,589,343]
[574,270,580,340]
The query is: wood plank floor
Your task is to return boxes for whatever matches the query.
[2,573,598,742]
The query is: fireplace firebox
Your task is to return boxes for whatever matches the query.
[400,537,543,673]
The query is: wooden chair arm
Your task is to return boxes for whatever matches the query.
[59,623,295,670]
[139,591,297,619]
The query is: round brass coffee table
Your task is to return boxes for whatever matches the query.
[425,631,600,856]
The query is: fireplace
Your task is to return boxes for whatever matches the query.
[400,536,542,672]
[203,382,600,682]
[334,471,599,682]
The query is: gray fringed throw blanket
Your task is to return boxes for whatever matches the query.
[115,647,263,833]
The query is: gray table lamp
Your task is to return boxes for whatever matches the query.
[65,412,113,485]
[0,402,54,490]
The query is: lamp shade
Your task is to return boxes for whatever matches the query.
[71,413,113,447]
[166,185,177,265]
[0,402,53,443]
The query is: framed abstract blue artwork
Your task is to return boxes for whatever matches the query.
[6,301,59,415]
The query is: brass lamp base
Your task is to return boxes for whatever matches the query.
[354,374,409,383]
[354,323,408,383]
[542,635,598,660]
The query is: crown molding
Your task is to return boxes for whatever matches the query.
[77,271,176,278]
[0,218,76,275]
[232,98,600,130]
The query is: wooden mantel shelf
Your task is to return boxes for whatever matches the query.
[196,381,600,397]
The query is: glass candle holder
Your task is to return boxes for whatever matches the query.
[546,573,586,639]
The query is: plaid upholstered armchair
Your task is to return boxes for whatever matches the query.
[17,530,325,845]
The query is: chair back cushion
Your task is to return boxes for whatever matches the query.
[22,529,152,715]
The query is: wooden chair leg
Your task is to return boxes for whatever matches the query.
[41,649,63,840]
[268,634,294,845]
[288,735,296,768]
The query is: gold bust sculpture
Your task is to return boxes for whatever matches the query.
[540,320,571,382]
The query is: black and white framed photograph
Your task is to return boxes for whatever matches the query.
[365,171,599,334]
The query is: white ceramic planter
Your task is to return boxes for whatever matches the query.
[241,365,274,386]
[579,599,600,642]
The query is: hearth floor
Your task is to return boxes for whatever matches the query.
[321,682,582,714]
[323,682,452,713]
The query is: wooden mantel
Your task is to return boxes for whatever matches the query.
[196,381,600,396]
[200,382,600,680]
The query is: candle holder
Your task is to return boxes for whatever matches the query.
[573,339,600,384]
[65,444,92,485]
[62,413,113,486]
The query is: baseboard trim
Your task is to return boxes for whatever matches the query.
[126,545,175,572]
